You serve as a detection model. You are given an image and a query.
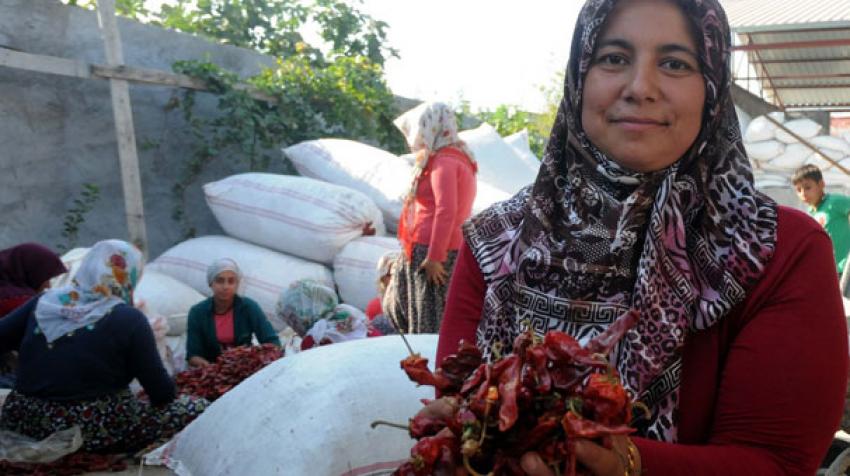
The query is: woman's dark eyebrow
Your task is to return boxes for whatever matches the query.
[595,39,698,60]
[658,43,698,59]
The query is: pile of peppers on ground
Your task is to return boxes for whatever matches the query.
[391,313,640,476]
[174,343,284,401]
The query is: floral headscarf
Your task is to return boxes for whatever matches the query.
[393,102,477,258]
[463,0,777,441]
[276,279,339,337]
[34,240,143,344]
[0,243,66,301]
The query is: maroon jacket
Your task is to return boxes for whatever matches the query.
[438,206,848,475]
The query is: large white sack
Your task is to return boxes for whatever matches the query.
[805,149,844,171]
[135,270,204,336]
[744,140,785,161]
[474,180,514,214]
[767,143,810,170]
[744,114,783,143]
[50,247,90,289]
[283,139,410,232]
[735,106,751,137]
[147,236,334,331]
[753,173,789,189]
[775,118,823,144]
[503,129,542,174]
[204,173,385,265]
[460,123,538,194]
[333,236,401,311]
[145,334,437,476]
[812,135,850,155]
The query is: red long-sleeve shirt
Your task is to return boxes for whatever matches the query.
[412,147,477,262]
[437,206,849,475]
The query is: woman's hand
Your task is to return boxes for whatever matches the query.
[520,436,640,476]
[420,259,448,286]
[188,356,211,368]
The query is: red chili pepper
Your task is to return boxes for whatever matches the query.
[583,372,631,425]
[496,354,521,431]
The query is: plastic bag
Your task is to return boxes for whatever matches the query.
[0,426,82,463]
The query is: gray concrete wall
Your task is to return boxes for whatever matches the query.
[0,0,288,258]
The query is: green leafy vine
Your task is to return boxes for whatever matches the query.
[58,183,101,253]
[169,56,405,237]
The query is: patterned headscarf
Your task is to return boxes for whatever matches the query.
[463,0,777,442]
[393,102,477,258]
[0,243,66,301]
[34,240,143,344]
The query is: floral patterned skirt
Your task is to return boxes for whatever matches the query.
[0,389,208,453]
[382,244,458,334]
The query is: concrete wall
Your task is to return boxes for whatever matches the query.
[0,0,288,258]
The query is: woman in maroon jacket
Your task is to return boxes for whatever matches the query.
[436,0,848,475]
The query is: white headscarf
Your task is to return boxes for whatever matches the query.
[35,240,143,344]
[206,258,242,286]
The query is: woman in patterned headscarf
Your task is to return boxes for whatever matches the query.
[0,240,208,453]
[436,0,847,474]
[383,102,478,334]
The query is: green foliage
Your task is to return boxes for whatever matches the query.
[58,183,100,253]
[169,56,404,237]
[154,0,396,66]
[461,103,549,159]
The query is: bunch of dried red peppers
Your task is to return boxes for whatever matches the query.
[174,343,283,401]
[391,316,638,476]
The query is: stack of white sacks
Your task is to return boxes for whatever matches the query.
[743,112,850,189]
[52,123,540,373]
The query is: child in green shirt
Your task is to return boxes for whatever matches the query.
[793,164,850,278]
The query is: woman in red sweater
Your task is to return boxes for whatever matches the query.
[0,243,66,318]
[384,102,477,334]
[435,0,848,475]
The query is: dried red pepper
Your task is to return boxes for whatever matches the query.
[392,317,638,476]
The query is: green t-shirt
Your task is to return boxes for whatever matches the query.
[809,193,850,274]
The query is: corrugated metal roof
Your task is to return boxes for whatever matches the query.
[721,0,850,32]
[723,1,850,109]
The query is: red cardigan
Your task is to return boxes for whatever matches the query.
[412,147,477,262]
[437,206,849,475]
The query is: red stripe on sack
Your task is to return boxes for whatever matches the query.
[224,178,359,218]
[338,459,408,476]
[208,196,357,233]
[153,256,330,296]
[334,257,374,270]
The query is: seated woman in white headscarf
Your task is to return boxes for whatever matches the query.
[0,239,208,454]
[185,258,280,368]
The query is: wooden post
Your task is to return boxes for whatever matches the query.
[96,0,148,255]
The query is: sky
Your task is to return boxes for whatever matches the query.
[356,1,582,113]
[142,1,583,113]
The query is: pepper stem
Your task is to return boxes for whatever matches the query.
[370,420,410,431]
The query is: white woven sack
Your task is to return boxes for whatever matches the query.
[283,139,410,232]
[805,149,844,171]
[767,143,810,170]
[50,247,90,289]
[147,236,333,331]
[744,140,784,161]
[503,129,542,174]
[753,173,789,189]
[204,173,385,265]
[145,335,437,476]
[811,136,850,155]
[775,119,822,144]
[333,236,401,311]
[744,114,782,143]
[135,270,204,336]
[460,123,538,194]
